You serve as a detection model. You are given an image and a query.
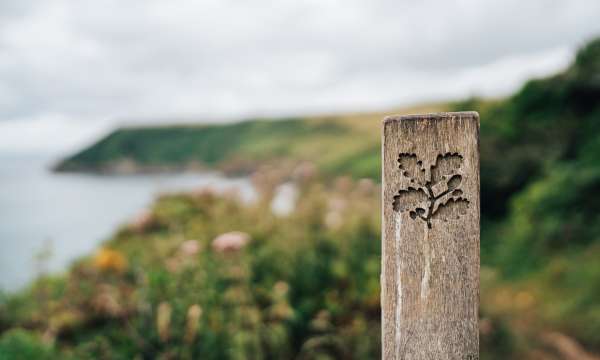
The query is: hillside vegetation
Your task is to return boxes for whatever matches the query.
[54,103,446,180]
[3,38,600,358]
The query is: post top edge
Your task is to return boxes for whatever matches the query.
[383,111,479,124]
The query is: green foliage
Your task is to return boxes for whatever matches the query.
[0,329,56,360]
[462,39,600,221]
[55,118,363,176]
[497,165,600,275]
[473,38,600,278]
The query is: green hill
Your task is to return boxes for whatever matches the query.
[54,104,446,180]
[3,38,599,358]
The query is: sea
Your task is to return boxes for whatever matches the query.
[0,152,256,292]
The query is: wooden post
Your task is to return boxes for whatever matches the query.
[382,112,480,360]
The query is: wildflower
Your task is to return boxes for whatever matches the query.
[93,248,127,273]
[212,231,251,253]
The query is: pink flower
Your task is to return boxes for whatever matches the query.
[212,231,251,253]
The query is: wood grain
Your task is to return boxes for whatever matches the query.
[382,112,480,360]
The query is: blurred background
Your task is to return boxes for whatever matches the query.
[1,1,599,359]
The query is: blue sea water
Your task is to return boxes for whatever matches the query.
[0,153,255,292]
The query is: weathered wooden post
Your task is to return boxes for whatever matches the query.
[382,112,480,360]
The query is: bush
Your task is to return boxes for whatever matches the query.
[0,329,55,360]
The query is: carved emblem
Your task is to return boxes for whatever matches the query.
[392,152,469,228]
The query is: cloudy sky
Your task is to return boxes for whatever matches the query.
[1,0,599,155]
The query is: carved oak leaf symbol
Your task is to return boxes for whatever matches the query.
[393,151,469,228]
[431,153,463,185]
[392,187,428,219]
[432,198,470,222]
[398,153,425,185]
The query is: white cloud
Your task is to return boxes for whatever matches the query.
[0,0,599,153]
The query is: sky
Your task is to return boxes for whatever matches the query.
[1,0,599,155]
